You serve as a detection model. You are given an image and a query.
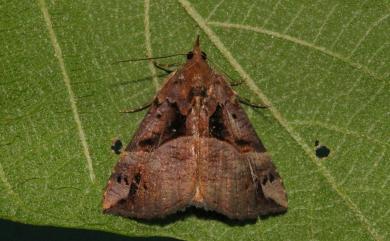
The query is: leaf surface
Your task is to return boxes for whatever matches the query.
[1,0,389,240]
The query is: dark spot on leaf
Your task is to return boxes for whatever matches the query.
[315,140,330,158]
[111,139,123,155]
[314,140,320,146]
[316,145,330,158]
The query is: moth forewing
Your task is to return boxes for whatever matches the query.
[103,36,287,220]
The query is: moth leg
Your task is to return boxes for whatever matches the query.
[120,102,152,113]
[153,61,180,74]
[237,96,269,108]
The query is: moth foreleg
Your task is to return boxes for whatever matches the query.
[237,96,269,109]
[153,61,180,74]
[119,102,152,113]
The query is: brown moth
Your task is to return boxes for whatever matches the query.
[103,37,287,220]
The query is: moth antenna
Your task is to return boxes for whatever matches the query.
[153,61,178,74]
[120,102,152,113]
[112,53,186,64]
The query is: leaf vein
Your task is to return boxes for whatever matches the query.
[290,120,388,148]
[144,0,159,90]
[207,21,385,82]
[348,13,390,58]
[37,0,95,183]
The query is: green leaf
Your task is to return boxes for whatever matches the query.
[1,0,389,240]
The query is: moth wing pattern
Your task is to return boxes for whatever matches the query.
[103,137,197,219]
[125,72,189,153]
[197,138,287,219]
[103,36,287,220]
[197,74,287,219]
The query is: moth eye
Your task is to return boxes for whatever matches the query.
[187,51,194,59]
[231,113,237,119]
[201,51,207,60]
[156,113,162,118]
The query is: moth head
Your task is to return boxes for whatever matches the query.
[186,51,207,60]
[187,35,207,62]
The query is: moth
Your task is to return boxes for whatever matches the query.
[103,37,287,220]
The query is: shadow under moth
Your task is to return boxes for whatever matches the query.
[103,37,287,220]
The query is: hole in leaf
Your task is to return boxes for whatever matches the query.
[111,139,123,155]
[315,140,330,158]
[316,145,330,158]
[314,140,320,146]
